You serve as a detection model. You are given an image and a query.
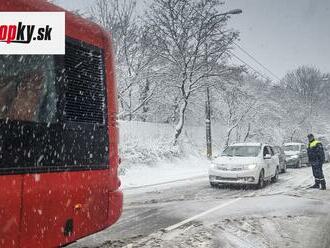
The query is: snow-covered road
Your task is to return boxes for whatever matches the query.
[69,164,330,248]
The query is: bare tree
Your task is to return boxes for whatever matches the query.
[214,80,256,146]
[281,66,325,129]
[144,0,241,144]
[90,0,157,120]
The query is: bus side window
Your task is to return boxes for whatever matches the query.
[0,80,14,118]
[0,55,57,123]
[7,70,44,122]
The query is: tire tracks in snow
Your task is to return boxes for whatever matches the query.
[87,164,330,248]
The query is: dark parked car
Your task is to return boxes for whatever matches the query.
[283,142,309,168]
[273,146,287,173]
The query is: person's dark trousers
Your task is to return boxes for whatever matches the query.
[311,161,326,189]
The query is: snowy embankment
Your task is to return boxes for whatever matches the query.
[120,156,209,188]
[119,121,216,188]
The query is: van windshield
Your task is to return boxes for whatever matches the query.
[222,146,261,157]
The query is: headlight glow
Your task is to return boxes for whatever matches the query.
[248,164,257,170]
[245,164,257,170]
[210,163,217,169]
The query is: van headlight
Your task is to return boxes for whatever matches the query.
[245,164,257,170]
[291,155,299,159]
[210,163,217,169]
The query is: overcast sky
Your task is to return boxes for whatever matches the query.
[55,0,330,81]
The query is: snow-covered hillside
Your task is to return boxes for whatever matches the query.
[118,121,222,187]
[118,120,228,169]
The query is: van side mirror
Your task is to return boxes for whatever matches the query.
[264,154,271,159]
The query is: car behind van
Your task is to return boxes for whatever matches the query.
[283,142,309,168]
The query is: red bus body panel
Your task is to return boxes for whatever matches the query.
[21,172,111,247]
[0,176,22,247]
[0,1,122,247]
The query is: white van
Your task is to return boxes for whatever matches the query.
[209,143,280,189]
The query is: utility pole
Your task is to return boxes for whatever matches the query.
[205,87,212,159]
[203,10,242,160]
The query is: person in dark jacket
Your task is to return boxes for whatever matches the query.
[307,134,326,190]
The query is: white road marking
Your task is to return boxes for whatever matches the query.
[122,197,243,248]
[164,197,242,232]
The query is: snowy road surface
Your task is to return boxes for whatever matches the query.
[69,164,330,248]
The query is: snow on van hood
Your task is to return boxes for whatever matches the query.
[212,156,259,166]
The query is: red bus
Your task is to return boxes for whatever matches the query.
[0,1,122,247]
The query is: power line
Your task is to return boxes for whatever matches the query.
[233,42,281,81]
[228,51,273,82]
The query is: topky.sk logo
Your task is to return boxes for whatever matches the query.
[0,12,65,54]
[0,22,53,44]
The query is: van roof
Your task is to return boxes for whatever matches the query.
[230,142,262,146]
[283,142,304,146]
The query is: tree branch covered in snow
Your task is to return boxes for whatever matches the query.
[143,0,242,144]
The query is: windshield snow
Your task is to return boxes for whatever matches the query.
[222,146,261,157]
